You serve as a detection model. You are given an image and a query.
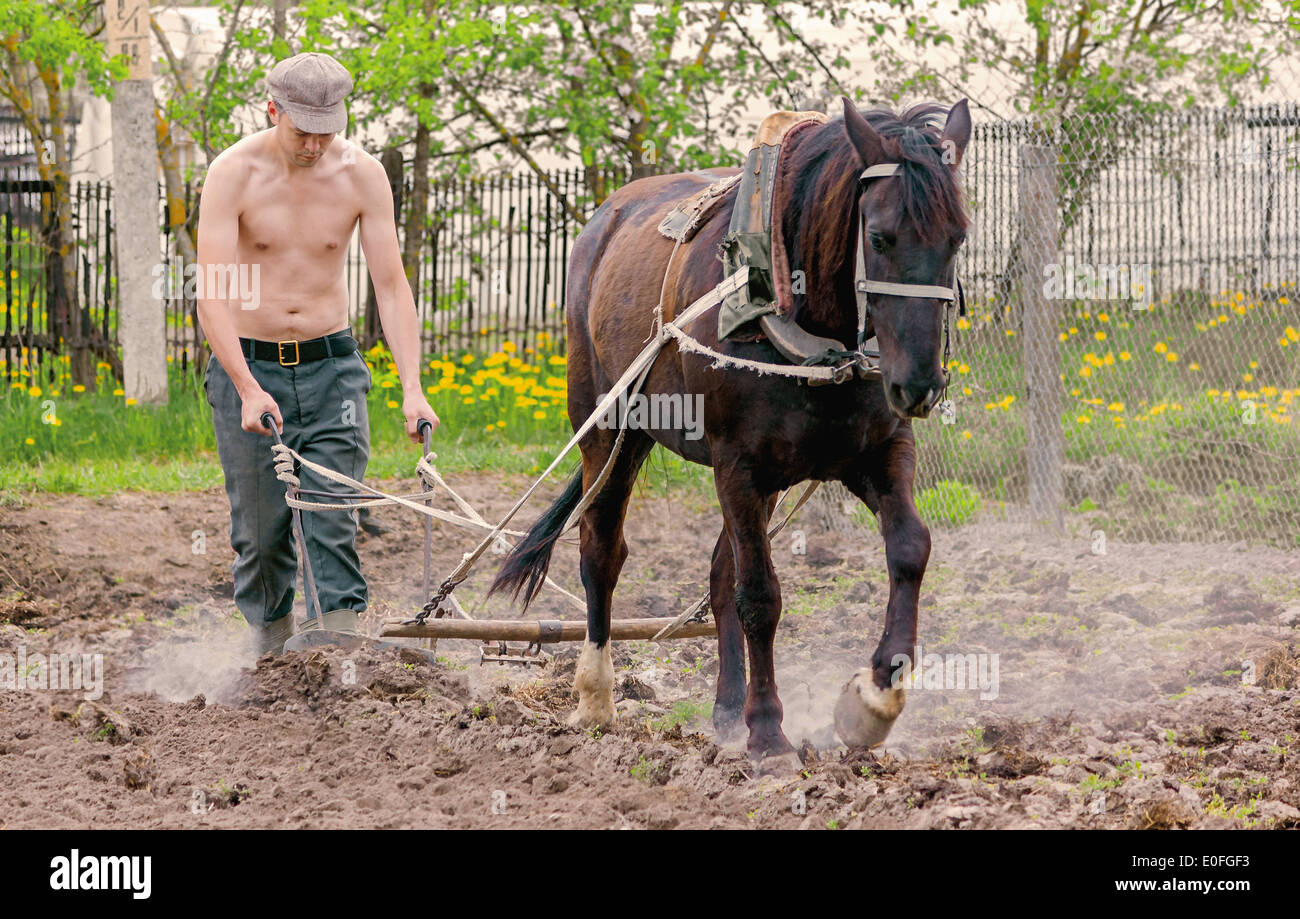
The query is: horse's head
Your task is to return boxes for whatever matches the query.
[842,98,970,420]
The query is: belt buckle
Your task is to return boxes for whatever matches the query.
[278,340,300,367]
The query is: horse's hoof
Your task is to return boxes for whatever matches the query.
[756,751,804,777]
[568,640,615,731]
[834,668,905,749]
[566,702,616,732]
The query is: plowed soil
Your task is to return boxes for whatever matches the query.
[2,473,1298,829]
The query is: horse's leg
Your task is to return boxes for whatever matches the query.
[835,430,928,748]
[715,468,793,760]
[569,427,654,731]
[709,524,747,742]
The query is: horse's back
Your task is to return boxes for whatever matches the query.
[567,167,738,320]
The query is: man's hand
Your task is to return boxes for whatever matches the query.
[241,386,283,435]
[403,392,440,444]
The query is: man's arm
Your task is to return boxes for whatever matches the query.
[356,149,439,443]
[195,154,282,435]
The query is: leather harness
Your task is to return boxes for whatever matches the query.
[656,130,965,387]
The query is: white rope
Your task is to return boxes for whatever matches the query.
[416,452,587,612]
[662,323,860,382]
[271,443,527,536]
[269,256,854,629]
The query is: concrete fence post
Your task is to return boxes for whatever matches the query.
[1018,144,1062,529]
[107,0,167,405]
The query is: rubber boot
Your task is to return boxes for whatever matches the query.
[253,614,295,658]
[282,609,365,653]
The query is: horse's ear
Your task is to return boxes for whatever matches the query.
[841,95,884,168]
[941,99,972,168]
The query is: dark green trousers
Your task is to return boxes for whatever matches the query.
[204,344,371,629]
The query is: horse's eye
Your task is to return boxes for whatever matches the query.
[869,231,889,254]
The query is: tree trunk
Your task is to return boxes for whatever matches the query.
[400,92,433,337]
[362,145,404,349]
[40,69,93,386]
[155,106,203,372]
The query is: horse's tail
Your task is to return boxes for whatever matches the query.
[488,469,585,610]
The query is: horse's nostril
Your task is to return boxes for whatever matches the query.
[888,383,906,405]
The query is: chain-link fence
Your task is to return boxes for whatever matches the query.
[868,105,1300,548]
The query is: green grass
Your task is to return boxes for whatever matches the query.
[0,353,715,500]
[4,286,1297,548]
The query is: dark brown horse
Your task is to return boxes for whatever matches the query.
[492,97,971,762]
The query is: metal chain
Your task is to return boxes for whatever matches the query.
[409,574,463,625]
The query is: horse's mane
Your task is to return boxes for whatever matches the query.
[776,103,967,332]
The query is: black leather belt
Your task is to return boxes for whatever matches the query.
[240,331,358,366]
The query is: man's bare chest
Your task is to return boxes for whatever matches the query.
[238,187,360,257]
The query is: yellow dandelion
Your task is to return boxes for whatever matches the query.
[961,430,972,440]
[1094,331,1106,342]
[125,397,138,406]
[1119,351,1131,362]
[1153,342,1167,354]
[25,437,35,445]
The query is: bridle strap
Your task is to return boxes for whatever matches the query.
[854,160,964,347]
[860,163,902,181]
[858,279,957,301]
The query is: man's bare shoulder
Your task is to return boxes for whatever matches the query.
[337,140,389,192]
[205,131,272,187]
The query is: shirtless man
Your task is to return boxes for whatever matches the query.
[196,52,439,657]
